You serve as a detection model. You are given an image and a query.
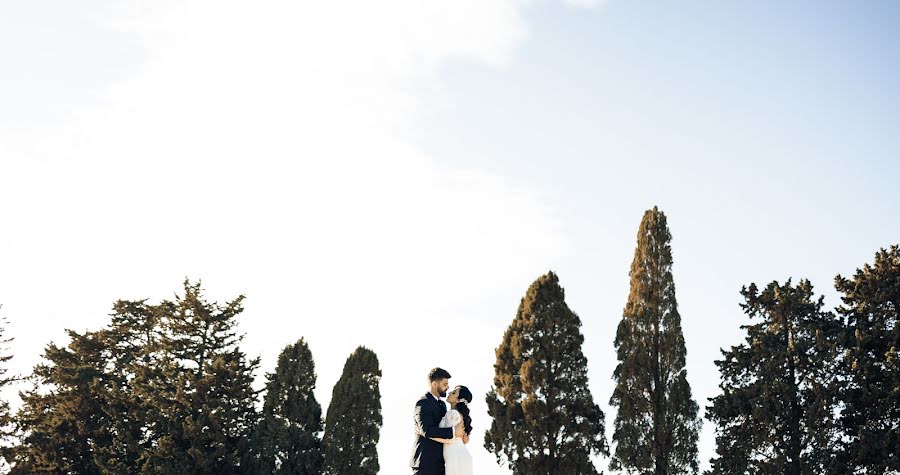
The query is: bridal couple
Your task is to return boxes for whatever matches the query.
[411,368,474,475]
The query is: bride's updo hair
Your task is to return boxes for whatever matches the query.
[453,385,474,436]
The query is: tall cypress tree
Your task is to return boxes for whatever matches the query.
[485,271,608,475]
[322,346,382,475]
[252,338,324,474]
[610,206,700,475]
[834,245,900,473]
[706,280,842,475]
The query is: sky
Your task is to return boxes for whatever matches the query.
[1,1,899,473]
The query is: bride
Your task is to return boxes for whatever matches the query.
[430,385,474,475]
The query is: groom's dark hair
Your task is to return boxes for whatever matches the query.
[429,367,451,382]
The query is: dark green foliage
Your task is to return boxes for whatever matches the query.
[610,207,701,475]
[322,346,382,475]
[10,279,260,475]
[137,279,260,474]
[706,280,842,475]
[0,307,16,467]
[11,330,114,474]
[252,338,324,474]
[834,245,900,473]
[9,301,165,474]
[485,271,608,475]
[99,298,169,473]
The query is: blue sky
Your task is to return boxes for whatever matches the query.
[1,1,898,473]
[421,0,900,470]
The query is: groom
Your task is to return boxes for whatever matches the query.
[411,367,469,475]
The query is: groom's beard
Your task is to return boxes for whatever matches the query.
[439,389,447,397]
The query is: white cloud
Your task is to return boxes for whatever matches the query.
[0,1,567,473]
[563,0,608,10]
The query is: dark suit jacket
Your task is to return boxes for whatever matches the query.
[410,392,454,473]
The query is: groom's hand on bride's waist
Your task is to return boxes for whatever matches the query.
[455,426,469,444]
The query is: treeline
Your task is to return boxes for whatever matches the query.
[484,207,900,475]
[0,282,382,474]
[0,206,897,475]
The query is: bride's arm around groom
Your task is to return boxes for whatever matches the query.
[414,395,453,441]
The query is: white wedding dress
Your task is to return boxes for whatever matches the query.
[440,409,473,475]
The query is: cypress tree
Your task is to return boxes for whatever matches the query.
[485,271,608,475]
[706,280,842,475]
[834,245,900,473]
[322,346,382,475]
[610,206,700,475]
[252,338,324,474]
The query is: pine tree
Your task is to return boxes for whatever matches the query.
[139,279,260,474]
[706,280,842,475]
[9,302,162,474]
[96,298,170,473]
[610,206,700,475]
[0,306,17,468]
[834,245,900,473]
[11,329,115,474]
[322,346,382,475]
[252,338,324,474]
[10,281,260,474]
[485,271,608,475]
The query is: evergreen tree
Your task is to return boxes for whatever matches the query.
[97,298,170,473]
[485,271,608,475]
[10,281,260,474]
[706,280,842,475]
[0,306,17,468]
[834,245,900,473]
[139,279,260,474]
[610,206,700,475]
[11,329,115,474]
[252,338,324,474]
[322,346,382,475]
[9,302,162,474]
